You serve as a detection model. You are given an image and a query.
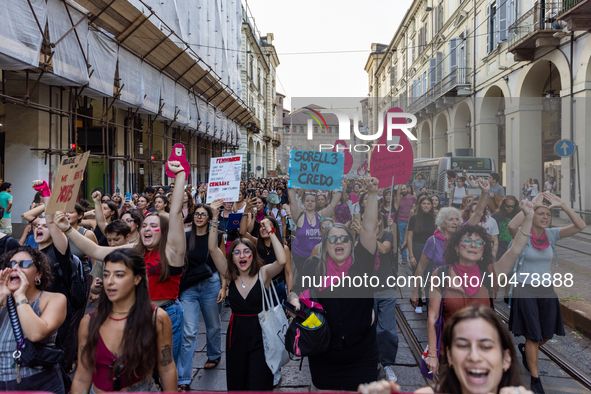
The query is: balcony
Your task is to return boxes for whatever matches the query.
[409,68,471,116]
[508,2,563,61]
[272,131,281,147]
[558,0,591,30]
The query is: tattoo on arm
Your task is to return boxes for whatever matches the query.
[160,344,172,366]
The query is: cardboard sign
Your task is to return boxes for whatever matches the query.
[46,151,91,214]
[206,155,242,203]
[288,150,344,191]
[165,143,190,178]
[267,170,278,177]
[370,107,414,188]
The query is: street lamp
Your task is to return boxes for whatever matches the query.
[543,61,560,116]
[496,109,505,131]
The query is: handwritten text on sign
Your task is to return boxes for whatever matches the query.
[206,155,242,203]
[46,151,91,214]
[288,150,344,191]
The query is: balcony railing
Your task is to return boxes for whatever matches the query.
[409,68,471,114]
[563,0,586,12]
[508,2,563,52]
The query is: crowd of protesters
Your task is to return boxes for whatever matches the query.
[0,168,584,394]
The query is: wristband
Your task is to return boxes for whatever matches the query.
[268,227,276,234]
[518,226,531,237]
[63,226,73,234]
[33,180,51,197]
[15,298,30,307]
[174,170,186,176]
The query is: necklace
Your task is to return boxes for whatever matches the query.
[111,310,130,315]
[263,242,271,255]
[240,276,251,289]
[108,314,128,321]
[128,235,139,244]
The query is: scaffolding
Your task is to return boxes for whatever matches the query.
[0,0,249,194]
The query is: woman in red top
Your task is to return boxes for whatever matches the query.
[424,200,535,375]
[55,161,187,365]
[71,249,177,393]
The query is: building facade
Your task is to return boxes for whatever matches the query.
[236,11,281,179]
[0,0,263,220]
[366,0,591,212]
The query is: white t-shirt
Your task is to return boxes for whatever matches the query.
[544,181,557,195]
[271,207,287,236]
[463,215,499,236]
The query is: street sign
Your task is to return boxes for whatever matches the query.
[554,139,576,157]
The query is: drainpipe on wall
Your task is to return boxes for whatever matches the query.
[473,0,477,157]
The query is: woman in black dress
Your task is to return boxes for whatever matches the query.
[207,200,287,391]
[287,177,381,391]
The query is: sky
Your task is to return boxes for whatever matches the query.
[243,0,414,112]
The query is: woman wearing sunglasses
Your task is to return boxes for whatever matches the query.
[287,178,381,391]
[423,201,534,377]
[0,246,67,392]
[506,192,586,393]
[177,204,225,391]
[492,196,521,259]
[208,200,287,390]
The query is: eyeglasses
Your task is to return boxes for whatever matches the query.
[233,248,252,257]
[124,218,135,224]
[460,237,486,248]
[9,260,37,269]
[101,199,110,202]
[328,235,351,244]
[194,212,209,218]
[505,204,516,208]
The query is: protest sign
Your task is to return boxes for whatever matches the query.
[370,107,414,188]
[46,151,91,214]
[288,150,344,191]
[206,155,242,203]
[165,143,191,178]
[267,170,278,177]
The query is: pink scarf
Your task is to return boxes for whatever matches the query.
[256,209,266,223]
[299,256,352,308]
[531,230,550,249]
[453,263,481,297]
[433,229,448,244]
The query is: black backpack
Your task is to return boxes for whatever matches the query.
[44,246,87,310]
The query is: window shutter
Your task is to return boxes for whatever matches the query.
[498,0,507,42]
[450,37,458,72]
[390,65,397,87]
[430,58,437,88]
[486,4,491,53]
[436,51,443,85]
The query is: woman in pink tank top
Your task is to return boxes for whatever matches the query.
[71,249,177,393]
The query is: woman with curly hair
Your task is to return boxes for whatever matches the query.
[423,201,534,376]
[0,246,67,392]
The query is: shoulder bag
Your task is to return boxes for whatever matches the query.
[258,272,290,374]
[283,297,331,358]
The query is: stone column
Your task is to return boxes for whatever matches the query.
[475,118,499,172]
[432,134,447,157]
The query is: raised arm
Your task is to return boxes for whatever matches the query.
[54,211,130,261]
[23,199,45,223]
[32,180,69,255]
[165,161,187,268]
[359,178,379,254]
[91,191,108,233]
[493,200,534,278]
[544,193,587,239]
[208,200,228,277]
[260,218,287,286]
[318,181,344,218]
[287,188,302,221]
[467,178,490,227]
[508,193,544,237]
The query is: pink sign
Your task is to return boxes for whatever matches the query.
[370,107,414,188]
[332,140,354,175]
[165,143,191,178]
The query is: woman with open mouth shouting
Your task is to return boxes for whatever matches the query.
[423,200,535,378]
[506,192,586,394]
[207,199,287,391]
[358,305,533,394]
[287,177,381,391]
[54,161,188,367]
[0,246,68,393]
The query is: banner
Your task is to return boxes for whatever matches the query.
[288,150,344,191]
[46,151,91,214]
[206,155,242,203]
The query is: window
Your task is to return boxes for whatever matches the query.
[300,126,304,133]
[328,127,332,133]
[390,65,397,87]
[314,126,318,133]
[487,1,498,53]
